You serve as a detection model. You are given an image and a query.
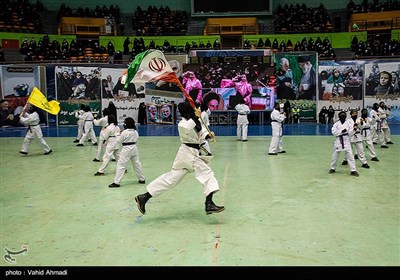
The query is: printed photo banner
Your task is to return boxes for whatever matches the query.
[0,65,40,98]
[179,61,276,112]
[274,52,318,101]
[364,62,400,124]
[274,52,318,121]
[58,100,101,126]
[146,103,175,124]
[317,64,364,122]
[0,65,46,124]
[101,98,144,126]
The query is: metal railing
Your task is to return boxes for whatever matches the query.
[204,24,258,35]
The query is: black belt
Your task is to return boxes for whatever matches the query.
[28,124,39,132]
[122,142,136,146]
[184,143,200,150]
[271,120,279,122]
[109,135,115,137]
[239,113,247,115]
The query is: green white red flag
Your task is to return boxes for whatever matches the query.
[124,49,195,108]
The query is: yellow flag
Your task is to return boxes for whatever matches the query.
[28,87,60,115]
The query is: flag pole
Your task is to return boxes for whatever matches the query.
[19,90,33,116]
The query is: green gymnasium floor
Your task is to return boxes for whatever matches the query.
[1,135,399,267]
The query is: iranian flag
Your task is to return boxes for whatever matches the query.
[124,49,195,108]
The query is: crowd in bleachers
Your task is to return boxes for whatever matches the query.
[347,0,400,14]
[132,5,188,36]
[19,35,118,63]
[57,3,121,25]
[274,3,333,33]
[1,0,400,63]
[351,35,400,58]
[243,36,337,60]
[0,0,44,33]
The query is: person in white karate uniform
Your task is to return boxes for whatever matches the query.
[94,114,120,176]
[108,117,145,188]
[19,105,52,156]
[134,102,224,215]
[342,109,370,169]
[268,102,286,155]
[329,111,359,177]
[235,96,250,141]
[93,108,111,162]
[358,108,379,162]
[370,103,387,148]
[76,105,98,146]
[73,104,85,143]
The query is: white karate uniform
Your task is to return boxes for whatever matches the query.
[370,108,385,145]
[75,109,84,141]
[268,108,286,153]
[146,117,219,197]
[330,119,357,172]
[349,118,368,165]
[20,111,51,154]
[97,124,120,174]
[93,115,109,160]
[377,106,392,144]
[360,116,377,159]
[112,128,145,184]
[235,103,250,141]
[78,111,97,145]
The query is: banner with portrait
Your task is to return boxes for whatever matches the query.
[274,52,318,121]
[317,63,364,123]
[101,98,144,126]
[180,61,276,112]
[364,62,400,124]
[145,103,175,124]
[0,65,46,124]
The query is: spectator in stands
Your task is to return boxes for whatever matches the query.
[119,22,125,35]
[283,100,291,124]
[0,47,5,63]
[123,37,130,55]
[319,106,329,124]
[213,39,221,49]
